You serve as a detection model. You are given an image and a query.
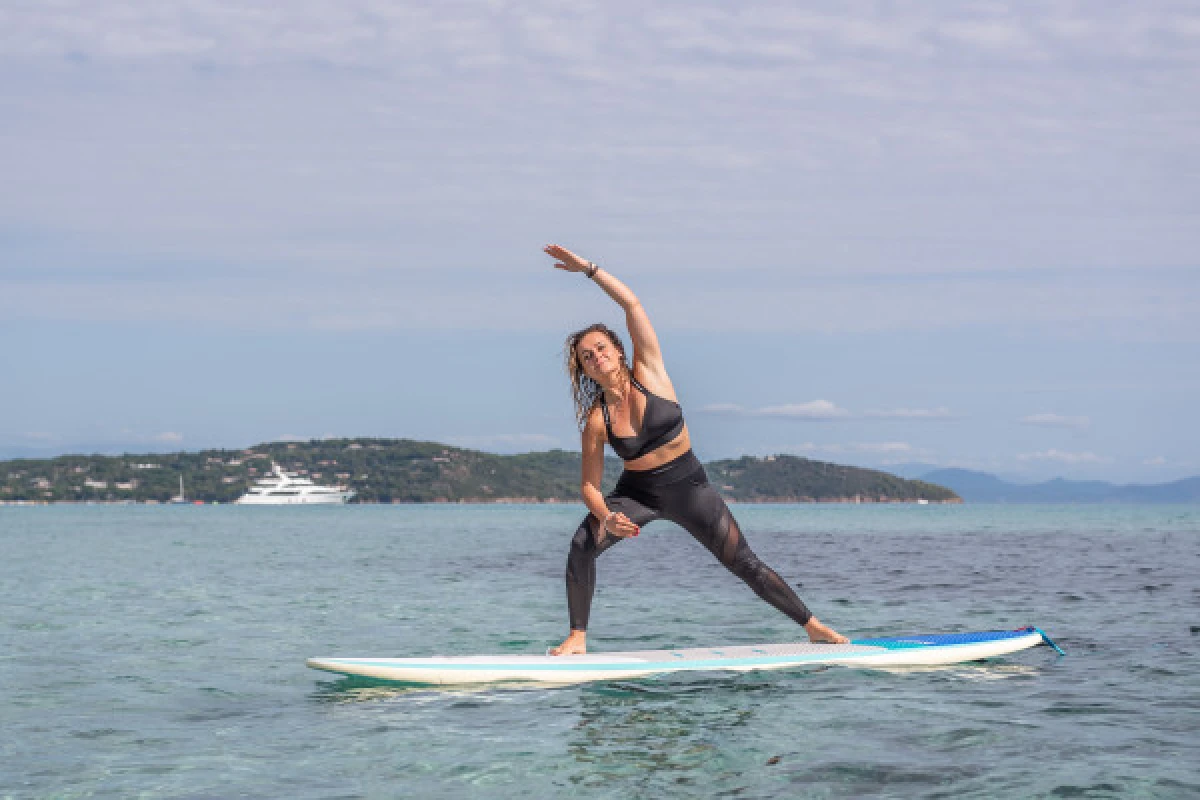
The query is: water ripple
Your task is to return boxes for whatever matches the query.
[1,504,1197,798]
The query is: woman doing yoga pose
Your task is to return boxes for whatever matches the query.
[544,244,848,656]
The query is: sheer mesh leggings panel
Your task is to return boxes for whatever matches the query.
[683,504,813,627]
[564,482,813,631]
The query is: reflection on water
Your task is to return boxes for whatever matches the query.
[310,675,550,704]
[565,676,773,791]
[864,662,1045,680]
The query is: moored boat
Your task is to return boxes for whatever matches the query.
[234,462,354,505]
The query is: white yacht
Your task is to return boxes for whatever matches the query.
[234,462,355,505]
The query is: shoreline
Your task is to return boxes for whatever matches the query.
[1,496,963,507]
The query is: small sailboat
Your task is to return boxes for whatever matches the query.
[169,475,188,504]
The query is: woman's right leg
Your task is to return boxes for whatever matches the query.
[562,494,659,644]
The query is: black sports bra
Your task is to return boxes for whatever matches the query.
[600,377,686,461]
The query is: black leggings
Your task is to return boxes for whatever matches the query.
[566,450,814,631]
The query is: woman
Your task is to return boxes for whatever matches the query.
[545,244,848,656]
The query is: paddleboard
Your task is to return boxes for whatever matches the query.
[307,627,1062,686]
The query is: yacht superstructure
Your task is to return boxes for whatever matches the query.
[234,463,355,505]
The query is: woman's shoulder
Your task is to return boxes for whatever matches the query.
[581,404,608,445]
[584,402,607,429]
[632,362,677,403]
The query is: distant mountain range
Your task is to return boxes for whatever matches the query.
[894,467,1200,503]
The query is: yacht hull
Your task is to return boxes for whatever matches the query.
[234,493,352,505]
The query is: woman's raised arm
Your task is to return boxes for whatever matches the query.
[544,244,665,377]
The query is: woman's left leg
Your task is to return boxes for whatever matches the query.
[666,477,846,641]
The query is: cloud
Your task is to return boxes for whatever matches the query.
[1019,413,1091,430]
[8,2,1198,69]
[699,400,851,419]
[115,429,185,445]
[1142,456,1168,466]
[4,270,1198,340]
[865,407,956,419]
[757,400,850,419]
[935,18,1040,55]
[1017,449,1112,464]
[697,403,745,414]
[852,442,914,454]
[782,441,915,455]
[1,2,1198,343]
[701,403,956,422]
[702,402,955,422]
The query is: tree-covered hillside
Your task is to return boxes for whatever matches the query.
[0,438,958,504]
[705,455,959,503]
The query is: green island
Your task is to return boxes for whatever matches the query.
[0,438,959,505]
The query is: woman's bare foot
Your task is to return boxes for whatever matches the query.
[804,617,850,644]
[549,629,587,656]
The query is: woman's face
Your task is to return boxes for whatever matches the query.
[576,331,622,381]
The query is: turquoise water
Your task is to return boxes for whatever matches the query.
[2,504,1198,798]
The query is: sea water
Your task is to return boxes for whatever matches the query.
[2,504,1197,798]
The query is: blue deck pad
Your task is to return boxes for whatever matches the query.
[852,627,1036,650]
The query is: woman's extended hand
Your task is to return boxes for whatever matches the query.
[544,244,591,274]
[603,511,640,539]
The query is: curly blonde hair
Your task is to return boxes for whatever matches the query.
[564,323,630,430]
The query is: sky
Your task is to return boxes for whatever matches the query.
[2,1,1198,483]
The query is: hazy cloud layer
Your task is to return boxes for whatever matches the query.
[2,1,1198,336]
[7,2,1200,69]
[2,267,1196,339]
[1017,449,1112,465]
[758,401,851,419]
[700,400,851,419]
[866,407,956,420]
[3,2,1197,482]
[699,402,955,420]
[446,433,562,452]
[774,441,920,456]
[1020,412,1091,430]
